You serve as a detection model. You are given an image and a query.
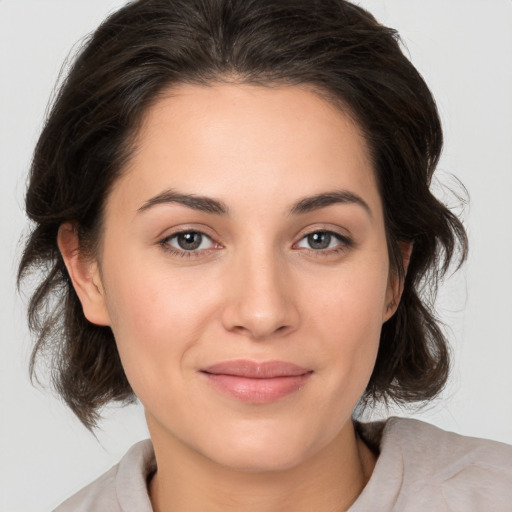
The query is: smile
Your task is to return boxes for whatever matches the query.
[200,360,313,404]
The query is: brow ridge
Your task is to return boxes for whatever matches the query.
[138,188,370,217]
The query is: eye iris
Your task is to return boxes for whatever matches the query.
[177,232,202,250]
[308,232,331,250]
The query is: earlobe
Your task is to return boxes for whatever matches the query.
[57,222,111,326]
[383,240,413,322]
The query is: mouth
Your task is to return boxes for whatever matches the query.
[200,360,313,404]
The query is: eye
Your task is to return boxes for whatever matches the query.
[162,231,216,252]
[296,231,349,251]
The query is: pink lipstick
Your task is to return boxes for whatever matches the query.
[200,360,312,404]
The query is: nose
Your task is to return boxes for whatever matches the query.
[221,247,300,340]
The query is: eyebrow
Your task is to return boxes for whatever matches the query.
[289,190,372,217]
[138,190,229,215]
[138,188,371,217]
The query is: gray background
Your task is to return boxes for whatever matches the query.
[1,1,511,510]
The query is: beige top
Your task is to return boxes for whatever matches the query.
[54,417,512,512]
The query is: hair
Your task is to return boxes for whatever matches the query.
[18,0,467,430]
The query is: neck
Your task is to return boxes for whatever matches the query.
[147,418,376,512]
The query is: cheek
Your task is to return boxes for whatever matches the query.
[309,257,389,337]
[305,258,389,388]
[105,249,216,333]
[100,257,220,398]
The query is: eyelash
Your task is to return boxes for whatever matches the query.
[159,230,219,259]
[294,231,352,256]
[158,229,352,258]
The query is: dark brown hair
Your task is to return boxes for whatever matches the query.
[18,0,467,429]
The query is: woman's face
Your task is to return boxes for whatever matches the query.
[86,83,398,470]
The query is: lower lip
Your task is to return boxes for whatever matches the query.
[202,373,312,404]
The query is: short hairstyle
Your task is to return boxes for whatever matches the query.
[18,0,467,430]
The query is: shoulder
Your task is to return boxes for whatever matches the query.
[388,417,512,510]
[386,416,512,470]
[352,417,512,512]
[53,439,155,512]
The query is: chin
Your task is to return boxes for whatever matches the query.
[199,423,321,473]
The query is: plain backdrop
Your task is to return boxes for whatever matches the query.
[1,1,511,511]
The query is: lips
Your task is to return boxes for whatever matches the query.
[200,360,313,404]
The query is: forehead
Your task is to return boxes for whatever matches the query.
[110,83,381,218]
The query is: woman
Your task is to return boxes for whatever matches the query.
[17,0,512,510]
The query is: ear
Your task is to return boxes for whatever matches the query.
[57,222,111,326]
[383,240,413,322]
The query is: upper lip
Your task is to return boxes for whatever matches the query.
[201,360,312,378]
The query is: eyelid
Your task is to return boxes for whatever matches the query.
[156,224,352,258]
[292,223,351,243]
[158,227,223,258]
[295,231,346,248]
[165,231,215,250]
[155,222,219,241]
[292,226,353,255]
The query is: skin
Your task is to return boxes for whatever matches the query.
[59,83,406,511]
